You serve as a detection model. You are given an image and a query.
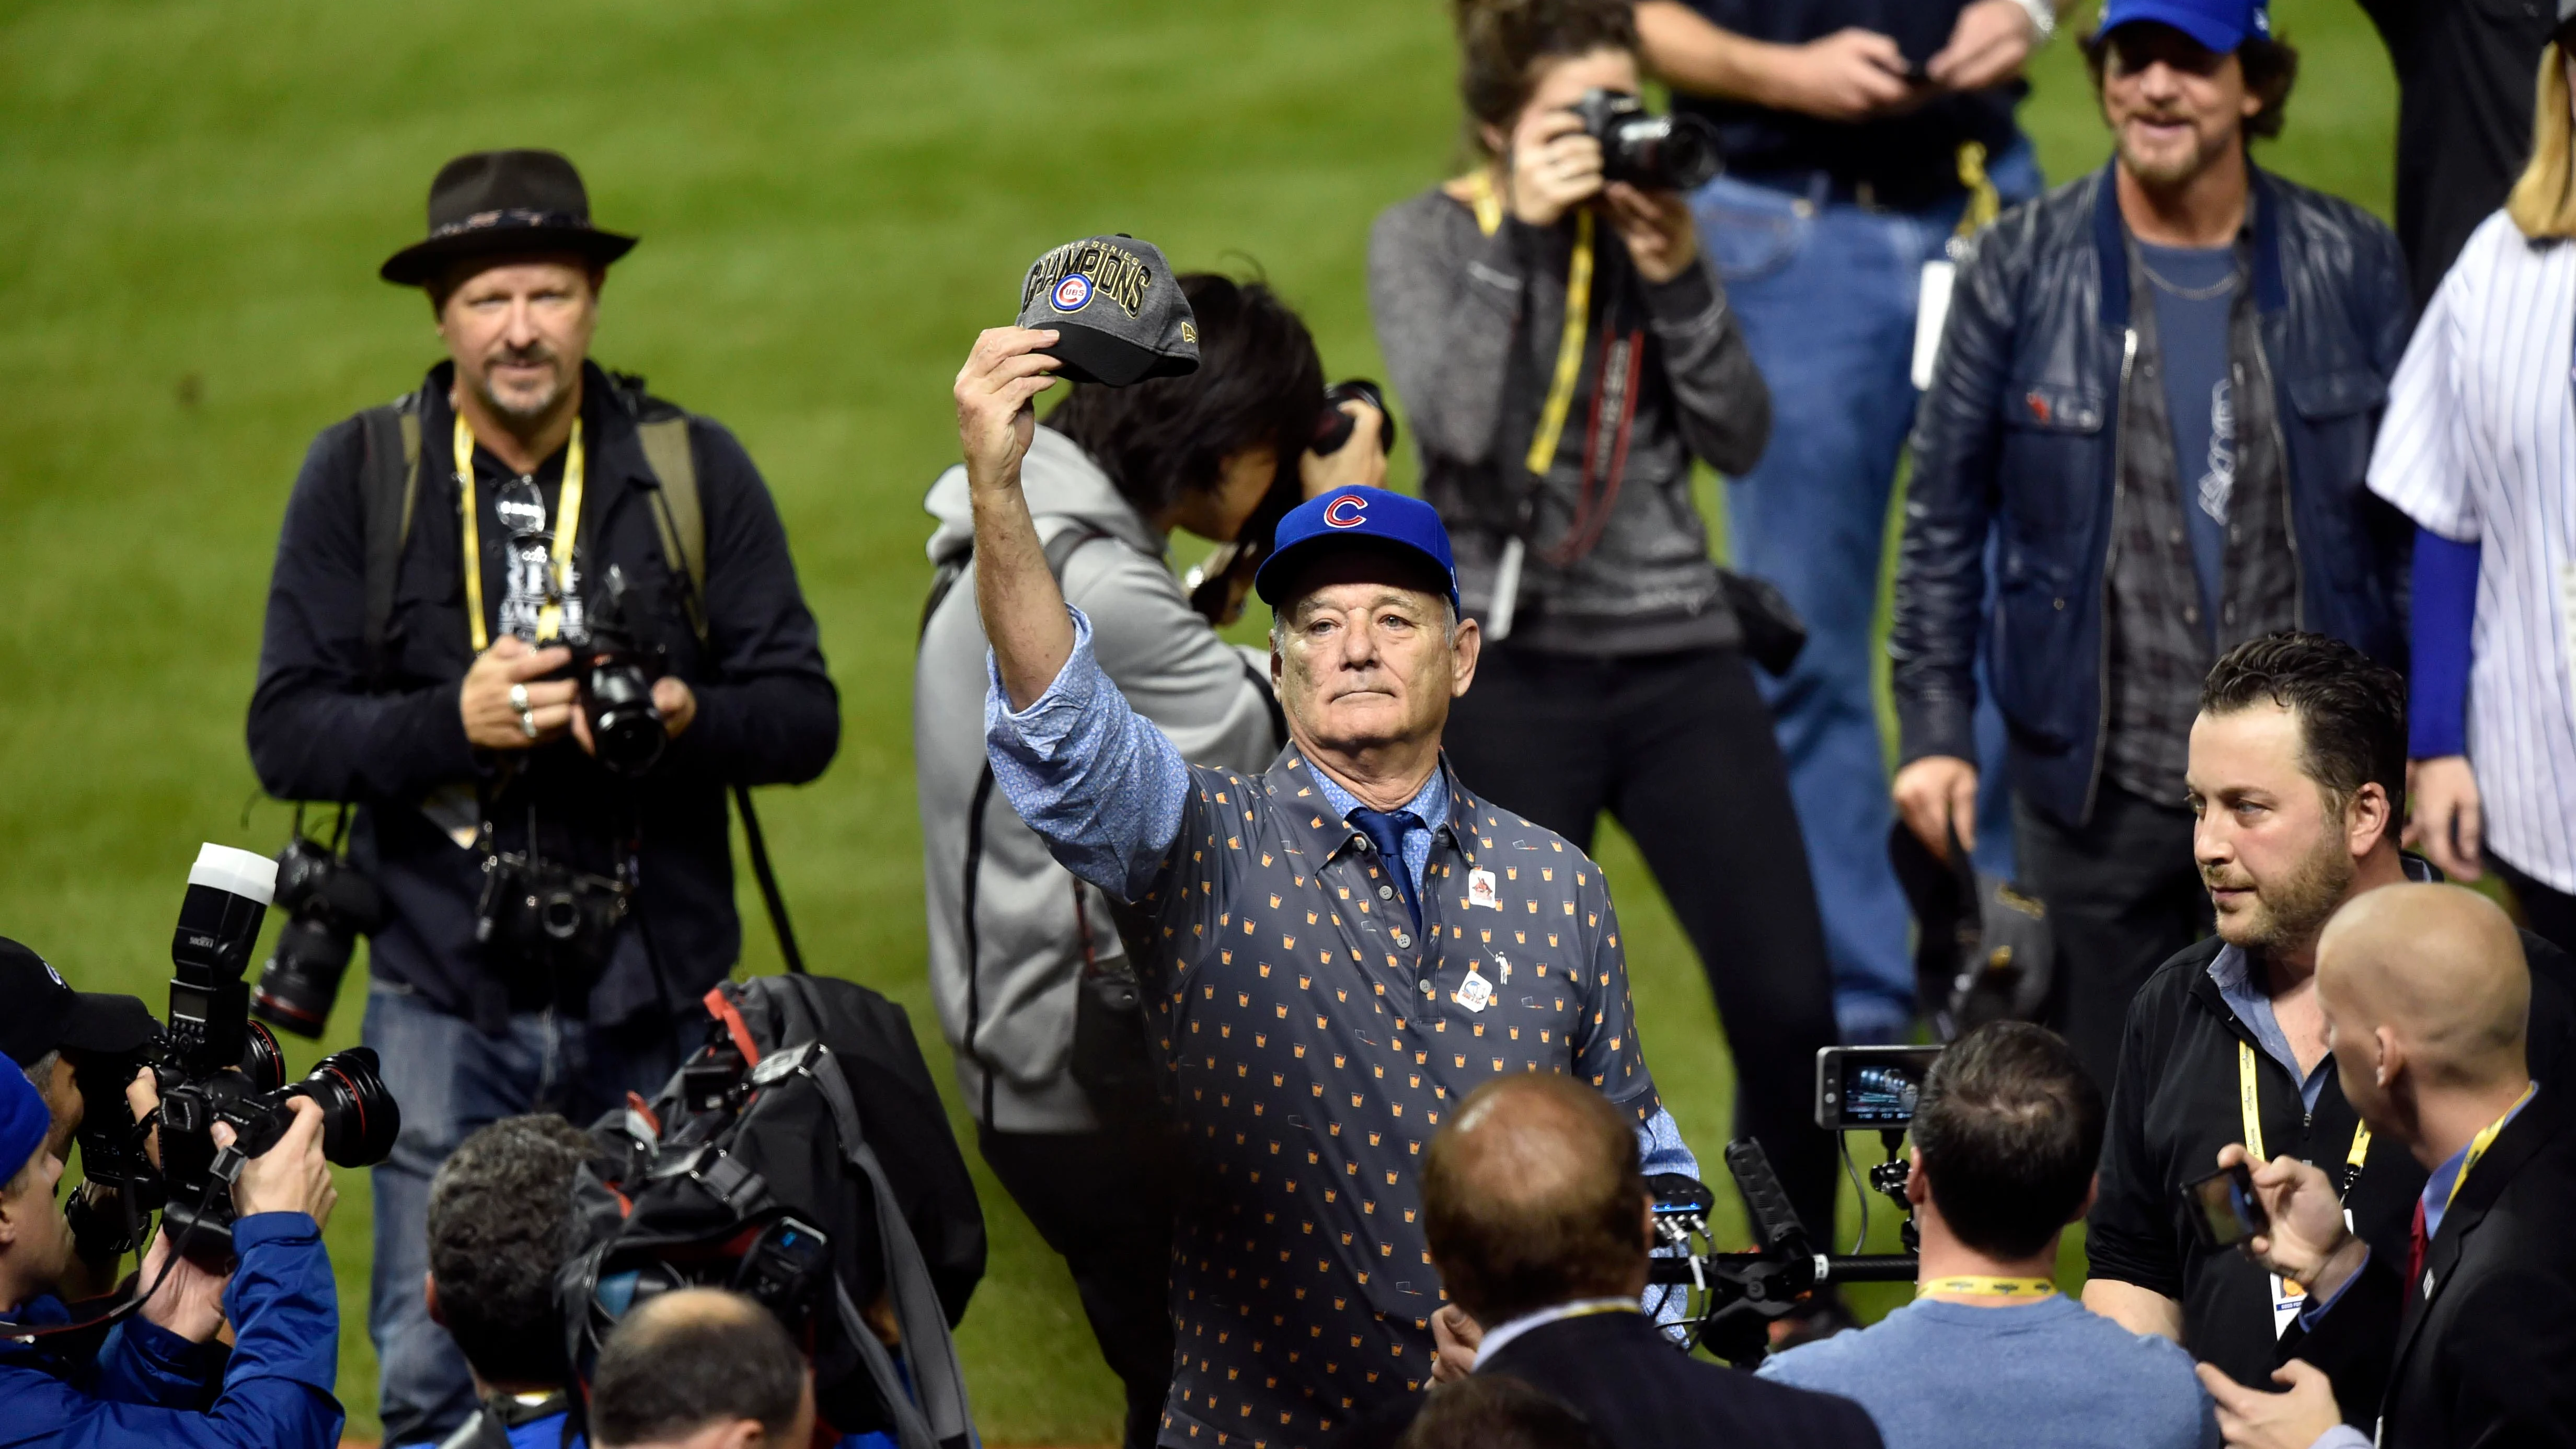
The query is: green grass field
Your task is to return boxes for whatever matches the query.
[0,2,2393,1441]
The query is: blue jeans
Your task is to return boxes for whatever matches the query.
[365,980,691,1447]
[1692,146,2040,1038]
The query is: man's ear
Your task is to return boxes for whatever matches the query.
[718,1418,767,1449]
[2346,781,2395,858]
[1448,614,1481,699]
[2373,1026,2404,1089]
[424,1271,443,1327]
[1905,1145,1929,1208]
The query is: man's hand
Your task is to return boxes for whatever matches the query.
[956,326,1063,497]
[461,636,576,750]
[2405,756,2483,881]
[134,1229,230,1343]
[1506,106,1604,229]
[2220,1145,2363,1301]
[1298,399,1390,500]
[226,1098,337,1227]
[1892,755,1979,859]
[1602,182,1700,285]
[1926,0,2039,91]
[1772,29,1914,121]
[1430,1305,1482,1384]
[567,675,696,756]
[2196,1359,2346,1449]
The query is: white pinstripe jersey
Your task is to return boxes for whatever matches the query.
[2370,211,2576,892]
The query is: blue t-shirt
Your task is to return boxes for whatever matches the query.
[2137,239,2241,626]
[1759,1295,2217,1449]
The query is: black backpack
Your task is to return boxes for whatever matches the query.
[556,974,985,1449]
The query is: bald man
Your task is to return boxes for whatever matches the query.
[2192,884,2576,1449]
[1401,1076,1879,1449]
[590,1290,815,1449]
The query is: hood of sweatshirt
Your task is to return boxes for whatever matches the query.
[924,423,1165,564]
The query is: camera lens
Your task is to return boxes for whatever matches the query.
[540,889,586,941]
[290,1046,401,1167]
[583,661,666,777]
[251,917,354,1039]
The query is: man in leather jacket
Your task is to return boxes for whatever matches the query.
[1888,0,2410,1085]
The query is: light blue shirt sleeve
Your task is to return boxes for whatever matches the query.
[2308,1428,2373,1449]
[1637,1108,1698,1334]
[985,606,1193,903]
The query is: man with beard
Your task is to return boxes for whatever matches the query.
[2079,633,2575,1414]
[1892,0,2412,1088]
[247,150,837,1445]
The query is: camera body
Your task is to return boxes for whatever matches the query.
[475,850,631,966]
[569,564,668,778]
[68,844,401,1267]
[1569,88,1722,193]
[250,834,389,1039]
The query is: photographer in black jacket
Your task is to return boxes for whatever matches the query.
[246,150,837,1447]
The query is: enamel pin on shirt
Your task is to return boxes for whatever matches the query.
[1468,868,1500,909]
[1456,959,1496,1013]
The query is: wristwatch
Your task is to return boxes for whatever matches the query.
[2011,0,2056,45]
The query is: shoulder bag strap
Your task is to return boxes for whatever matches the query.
[359,390,426,685]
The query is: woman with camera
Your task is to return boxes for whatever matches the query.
[1368,0,1842,1269]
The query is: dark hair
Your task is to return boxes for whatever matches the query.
[1454,0,1639,157]
[2082,25,2301,141]
[2200,630,2408,828]
[1422,1075,1645,1325]
[1912,1021,2104,1260]
[1043,272,1323,523]
[424,1114,595,1383]
[1399,1374,1615,1449]
[592,1291,806,1448]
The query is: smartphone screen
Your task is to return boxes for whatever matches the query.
[2183,1164,2267,1249]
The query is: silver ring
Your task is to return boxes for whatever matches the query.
[509,683,530,712]
[518,709,539,741]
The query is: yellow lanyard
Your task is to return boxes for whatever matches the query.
[1953,141,2000,238]
[1919,1276,2056,1300]
[454,411,585,653]
[1458,169,1595,477]
[2239,1040,2372,1188]
[2445,1082,2537,1214]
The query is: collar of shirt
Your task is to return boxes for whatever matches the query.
[1473,1296,1641,1366]
[2421,1086,2538,1242]
[1306,761,1450,902]
[2207,944,2332,1114]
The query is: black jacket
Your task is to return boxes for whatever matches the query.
[1480,1310,1882,1449]
[247,363,837,1028]
[2283,1086,2576,1448]
[2087,929,2576,1412]
[1895,164,2412,827]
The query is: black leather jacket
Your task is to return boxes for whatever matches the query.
[1893,163,2412,826]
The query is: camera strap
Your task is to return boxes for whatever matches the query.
[456,411,588,653]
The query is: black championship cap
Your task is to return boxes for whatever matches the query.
[380,149,638,288]
[0,937,156,1069]
[1015,234,1201,387]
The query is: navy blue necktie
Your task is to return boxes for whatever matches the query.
[1349,808,1425,929]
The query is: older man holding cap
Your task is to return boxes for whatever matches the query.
[953,283,1696,1446]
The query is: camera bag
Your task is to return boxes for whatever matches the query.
[556,973,985,1449]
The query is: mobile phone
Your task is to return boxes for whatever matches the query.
[1814,1045,1945,1130]
[2181,1163,2268,1249]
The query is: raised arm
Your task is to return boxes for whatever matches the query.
[957,326,1077,709]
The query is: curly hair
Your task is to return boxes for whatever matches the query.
[425,1113,596,1384]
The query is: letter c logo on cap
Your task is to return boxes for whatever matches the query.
[1322,494,1368,529]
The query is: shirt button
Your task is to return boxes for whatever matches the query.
[2167,527,2184,546]
[2223,602,2237,624]
[1393,933,1410,948]
[1420,980,1435,998]
[2052,597,2066,611]
[1378,886,1395,900]
[2183,605,2201,625]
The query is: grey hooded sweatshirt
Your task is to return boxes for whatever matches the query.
[915,425,1281,1133]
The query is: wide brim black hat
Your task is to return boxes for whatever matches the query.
[380,148,636,287]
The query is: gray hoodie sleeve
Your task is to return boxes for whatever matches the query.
[1638,254,1772,477]
[1369,191,1530,465]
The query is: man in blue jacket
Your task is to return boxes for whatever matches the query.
[1889,0,2411,1086]
[0,1056,343,1447]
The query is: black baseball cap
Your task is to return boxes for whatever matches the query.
[0,937,156,1069]
[1015,234,1201,387]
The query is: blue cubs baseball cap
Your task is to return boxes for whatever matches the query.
[0,1052,50,1188]
[1254,486,1460,613]
[2097,0,2271,51]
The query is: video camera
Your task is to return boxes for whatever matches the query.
[1646,1045,1942,1363]
[69,844,400,1268]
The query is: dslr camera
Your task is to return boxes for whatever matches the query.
[71,844,400,1267]
[250,817,388,1040]
[1569,88,1722,193]
[566,564,669,779]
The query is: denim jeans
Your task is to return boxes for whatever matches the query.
[1692,144,2041,1038]
[365,979,692,1447]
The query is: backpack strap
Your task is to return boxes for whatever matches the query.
[635,413,707,643]
[358,389,426,685]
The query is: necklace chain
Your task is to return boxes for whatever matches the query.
[2138,255,2240,302]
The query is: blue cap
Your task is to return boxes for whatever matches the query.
[1254,486,1460,613]
[2097,0,2271,51]
[0,1058,48,1187]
